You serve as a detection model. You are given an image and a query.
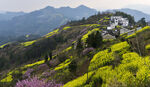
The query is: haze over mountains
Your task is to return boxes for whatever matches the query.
[107,8,150,21]
[0,5,97,45]
[125,4,150,15]
[0,12,25,21]
[0,5,97,36]
[1,5,150,45]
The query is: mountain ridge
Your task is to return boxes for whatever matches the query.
[0,5,97,45]
[106,8,150,21]
[125,4,150,14]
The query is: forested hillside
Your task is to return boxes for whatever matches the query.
[0,11,150,87]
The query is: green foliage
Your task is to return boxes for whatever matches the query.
[2,12,150,87]
[0,42,10,48]
[99,16,110,25]
[68,60,77,73]
[21,40,36,46]
[125,33,136,39]
[89,42,130,71]
[126,26,150,39]
[62,46,72,53]
[44,29,59,38]
[104,16,110,20]
[111,41,130,55]
[22,60,45,69]
[63,71,95,87]
[80,24,100,28]
[122,52,140,63]
[81,28,102,48]
[0,69,23,83]
[88,50,115,71]
[82,28,100,43]
[86,30,103,48]
[145,44,150,50]
[90,24,101,29]
[63,26,71,30]
[116,25,122,29]
[76,38,83,50]
[137,18,147,27]
[65,51,150,87]
[55,59,71,71]
[111,41,130,52]
[92,66,115,86]
[1,75,13,83]
[68,12,112,25]
[103,39,114,43]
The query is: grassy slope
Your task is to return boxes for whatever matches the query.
[1,20,150,87]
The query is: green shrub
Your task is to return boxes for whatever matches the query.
[1,75,13,83]
[63,71,95,87]
[21,40,36,47]
[111,41,130,55]
[82,28,102,48]
[145,44,150,50]
[81,28,100,43]
[88,50,115,71]
[63,26,71,30]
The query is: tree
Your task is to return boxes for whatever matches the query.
[69,60,77,74]
[49,51,52,60]
[86,31,103,48]
[44,54,49,63]
[137,18,147,27]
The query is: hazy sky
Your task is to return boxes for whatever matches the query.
[1,0,150,12]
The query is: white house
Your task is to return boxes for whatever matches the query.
[122,18,129,26]
[109,16,129,28]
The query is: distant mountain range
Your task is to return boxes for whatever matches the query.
[0,5,97,36]
[106,8,150,21]
[124,4,150,15]
[0,12,25,21]
[0,5,97,44]
[1,5,150,45]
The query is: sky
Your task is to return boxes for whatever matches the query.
[1,0,150,12]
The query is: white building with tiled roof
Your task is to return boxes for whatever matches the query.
[107,16,129,30]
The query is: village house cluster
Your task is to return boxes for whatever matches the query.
[102,16,141,39]
[107,16,129,30]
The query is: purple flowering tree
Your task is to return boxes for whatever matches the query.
[23,68,34,78]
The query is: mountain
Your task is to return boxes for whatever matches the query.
[1,12,150,87]
[56,5,97,19]
[0,5,97,45]
[0,12,25,21]
[107,8,150,21]
[124,4,150,14]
